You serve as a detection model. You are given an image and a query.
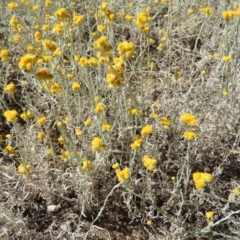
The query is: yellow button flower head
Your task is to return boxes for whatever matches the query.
[18,163,32,178]
[81,159,92,171]
[75,128,83,136]
[192,172,213,190]
[206,211,214,219]
[91,137,106,151]
[0,50,10,62]
[128,108,139,116]
[180,113,197,126]
[95,103,105,113]
[102,123,112,131]
[143,155,157,171]
[112,162,120,169]
[49,83,62,95]
[115,167,130,182]
[184,131,197,141]
[4,145,15,155]
[4,83,17,94]
[18,54,37,71]
[72,82,81,91]
[117,41,136,58]
[93,36,112,53]
[130,135,143,150]
[222,10,236,21]
[36,68,54,80]
[159,117,171,130]
[4,110,17,122]
[54,8,70,21]
[147,220,152,226]
[61,151,70,162]
[43,39,57,52]
[38,132,45,141]
[73,13,84,26]
[200,7,214,15]
[141,125,153,137]
[37,115,46,125]
[84,118,91,127]
[8,2,19,10]
[222,55,231,62]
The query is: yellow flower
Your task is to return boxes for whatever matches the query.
[159,117,171,129]
[4,110,17,122]
[72,82,81,91]
[141,125,153,137]
[222,55,231,62]
[81,159,92,171]
[128,108,139,116]
[38,132,45,141]
[112,162,120,169]
[0,50,10,62]
[143,155,157,171]
[75,128,83,136]
[187,9,194,15]
[222,10,237,21]
[102,124,112,131]
[43,39,57,52]
[54,8,70,21]
[222,90,229,97]
[192,172,213,190]
[84,118,91,127]
[37,115,46,125]
[180,113,197,126]
[91,137,106,151]
[97,24,106,32]
[58,135,65,144]
[61,151,70,162]
[130,135,142,150]
[117,41,136,58]
[200,7,214,15]
[13,35,21,43]
[49,83,62,95]
[4,145,15,155]
[18,54,37,71]
[95,103,105,113]
[66,74,74,80]
[115,167,130,182]
[18,163,31,178]
[73,13,84,26]
[8,2,19,10]
[206,211,214,219]
[36,68,53,80]
[233,188,240,195]
[147,220,152,226]
[4,83,17,94]
[183,131,197,141]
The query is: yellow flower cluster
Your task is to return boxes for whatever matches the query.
[54,8,70,21]
[20,110,33,121]
[180,113,197,126]
[112,163,130,182]
[4,83,16,94]
[73,13,84,26]
[106,57,125,87]
[117,41,135,59]
[8,2,19,10]
[91,137,106,151]
[4,145,15,155]
[141,125,153,137]
[81,159,92,171]
[95,103,105,113]
[97,2,115,22]
[4,110,17,122]
[183,131,197,141]
[18,54,37,71]
[200,7,214,15]
[131,135,143,150]
[136,11,152,32]
[159,117,171,130]
[18,163,32,179]
[36,68,54,80]
[61,151,70,162]
[222,9,240,21]
[143,155,157,171]
[10,16,23,32]
[192,172,213,190]
[0,50,10,62]
[43,39,57,52]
